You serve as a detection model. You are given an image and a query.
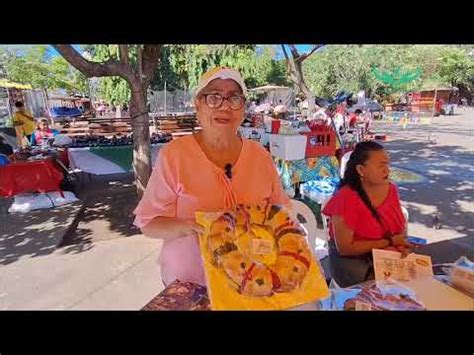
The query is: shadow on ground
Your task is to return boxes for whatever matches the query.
[384,138,473,240]
[417,236,473,265]
[0,200,85,265]
[0,173,141,265]
[60,173,141,247]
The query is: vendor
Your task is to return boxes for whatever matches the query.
[12,101,36,147]
[32,118,59,146]
[134,67,290,287]
[323,141,414,287]
[348,109,362,128]
[0,135,14,156]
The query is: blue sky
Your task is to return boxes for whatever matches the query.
[3,44,317,60]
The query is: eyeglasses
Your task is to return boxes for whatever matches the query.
[202,93,246,110]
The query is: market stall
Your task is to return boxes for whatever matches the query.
[68,143,166,175]
[141,250,474,311]
[0,155,64,197]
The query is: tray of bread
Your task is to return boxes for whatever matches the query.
[196,203,329,310]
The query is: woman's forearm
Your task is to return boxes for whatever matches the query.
[336,238,390,256]
[140,216,185,241]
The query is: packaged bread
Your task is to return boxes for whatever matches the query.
[196,203,329,310]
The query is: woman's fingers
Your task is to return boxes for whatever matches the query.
[190,222,205,235]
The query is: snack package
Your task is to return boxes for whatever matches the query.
[447,257,474,296]
[142,280,211,311]
[195,204,329,310]
[325,280,425,311]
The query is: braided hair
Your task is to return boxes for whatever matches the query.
[340,141,385,224]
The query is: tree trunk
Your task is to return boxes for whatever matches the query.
[290,59,316,114]
[295,61,316,113]
[282,45,318,116]
[130,84,152,198]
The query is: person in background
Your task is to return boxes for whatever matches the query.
[0,135,14,156]
[348,109,363,128]
[96,101,106,116]
[31,118,59,146]
[12,101,36,147]
[323,141,414,287]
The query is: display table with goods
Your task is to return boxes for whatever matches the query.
[68,143,167,175]
[0,154,64,197]
[319,250,474,311]
[267,121,340,200]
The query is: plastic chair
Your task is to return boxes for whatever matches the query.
[340,150,353,178]
[401,206,409,233]
[290,199,329,261]
[290,199,317,252]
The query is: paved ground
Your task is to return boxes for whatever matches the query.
[374,107,473,263]
[1,108,472,310]
[1,173,163,310]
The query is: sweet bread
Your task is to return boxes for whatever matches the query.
[206,204,314,297]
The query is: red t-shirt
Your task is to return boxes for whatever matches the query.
[322,183,406,241]
[348,113,358,127]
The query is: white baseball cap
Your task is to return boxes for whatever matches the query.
[194,67,248,99]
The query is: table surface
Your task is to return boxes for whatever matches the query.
[402,277,473,310]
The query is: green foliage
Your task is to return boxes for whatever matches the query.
[438,46,474,88]
[303,45,474,99]
[83,45,132,105]
[98,76,130,105]
[150,45,289,92]
[4,45,89,94]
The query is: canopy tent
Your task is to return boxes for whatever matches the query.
[248,85,295,108]
[0,79,32,90]
[248,85,290,92]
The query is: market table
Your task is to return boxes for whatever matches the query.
[68,144,166,175]
[319,276,473,311]
[274,156,340,189]
[141,280,321,311]
[0,157,64,197]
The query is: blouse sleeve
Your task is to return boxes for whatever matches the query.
[133,145,178,228]
[322,187,359,231]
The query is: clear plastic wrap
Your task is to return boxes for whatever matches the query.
[321,280,426,311]
[195,203,329,310]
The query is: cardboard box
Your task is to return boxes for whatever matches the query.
[269,134,307,161]
[239,127,268,146]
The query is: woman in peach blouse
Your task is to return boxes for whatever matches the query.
[134,67,290,287]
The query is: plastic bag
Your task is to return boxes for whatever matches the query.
[8,191,79,213]
[322,280,425,311]
[53,134,72,147]
[195,203,329,310]
[444,257,474,296]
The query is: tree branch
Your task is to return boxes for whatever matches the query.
[281,44,290,61]
[288,45,300,59]
[281,45,292,76]
[297,45,324,63]
[118,44,130,67]
[141,45,162,86]
[53,44,135,83]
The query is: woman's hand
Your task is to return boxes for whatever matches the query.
[141,217,205,241]
[178,220,205,238]
[390,234,414,248]
[385,235,417,258]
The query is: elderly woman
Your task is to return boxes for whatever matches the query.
[323,141,414,287]
[134,67,290,287]
[32,118,59,146]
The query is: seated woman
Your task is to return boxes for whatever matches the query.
[31,119,59,146]
[323,141,413,288]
